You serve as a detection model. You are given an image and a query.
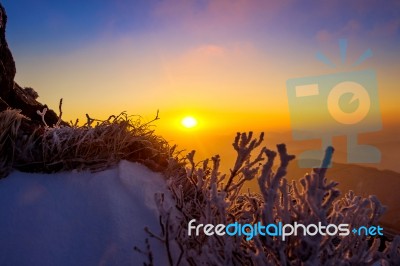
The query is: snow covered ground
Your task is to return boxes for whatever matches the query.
[0,161,172,265]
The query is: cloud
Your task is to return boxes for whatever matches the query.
[169,42,257,69]
[193,44,225,58]
[152,0,292,36]
[315,19,362,43]
[314,0,400,42]
[315,17,399,44]
[315,30,334,43]
[370,18,400,38]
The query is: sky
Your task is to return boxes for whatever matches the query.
[2,0,400,161]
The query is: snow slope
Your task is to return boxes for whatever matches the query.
[0,161,172,266]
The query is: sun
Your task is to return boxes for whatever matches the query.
[181,116,198,128]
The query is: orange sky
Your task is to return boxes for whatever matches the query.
[4,0,400,170]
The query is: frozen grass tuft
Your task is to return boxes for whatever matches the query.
[0,109,170,177]
[0,109,26,177]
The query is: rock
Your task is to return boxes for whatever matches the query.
[0,3,66,127]
[0,3,16,103]
[12,82,63,126]
[23,87,39,100]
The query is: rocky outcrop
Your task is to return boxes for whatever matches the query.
[0,3,64,126]
[0,3,15,103]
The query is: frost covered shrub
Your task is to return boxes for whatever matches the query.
[0,109,25,178]
[151,132,400,265]
[0,109,170,177]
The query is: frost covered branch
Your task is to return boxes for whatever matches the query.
[155,132,400,265]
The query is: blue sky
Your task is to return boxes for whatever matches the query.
[3,1,155,53]
[4,1,399,53]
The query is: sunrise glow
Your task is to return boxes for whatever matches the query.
[181,116,198,129]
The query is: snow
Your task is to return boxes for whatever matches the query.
[0,160,172,266]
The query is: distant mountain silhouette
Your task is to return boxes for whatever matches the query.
[240,160,400,235]
[286,161,400,234]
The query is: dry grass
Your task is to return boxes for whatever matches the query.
[0,109,26,177]
[0,109,171,177]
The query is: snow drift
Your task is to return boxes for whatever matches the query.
[0,160,172,266]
